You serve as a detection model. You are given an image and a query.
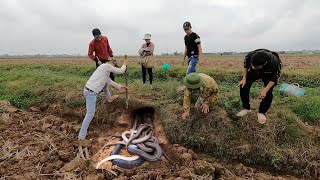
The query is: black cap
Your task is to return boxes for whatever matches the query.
[92,28,101,37]
[251,50,270,66]
[183,21,191,29]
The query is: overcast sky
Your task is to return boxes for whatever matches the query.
[0,0,319,55]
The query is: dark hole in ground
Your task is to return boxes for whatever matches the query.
[130,106,155,126]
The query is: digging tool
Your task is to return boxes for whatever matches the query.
[125,55,129,109]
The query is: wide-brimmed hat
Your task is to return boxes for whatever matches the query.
[183,73,203,89]
[143,33,151,40]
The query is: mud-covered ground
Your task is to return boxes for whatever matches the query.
[0,100,300,180]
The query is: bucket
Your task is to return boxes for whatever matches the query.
[279,83,305,97]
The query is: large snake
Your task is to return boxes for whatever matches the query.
[96,113,171,169]
[96,144,145,169]
[128,142,162,162]
[110,144,145,169]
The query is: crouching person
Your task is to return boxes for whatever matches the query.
[181,73,219,120]
[78,58,128,140]
[237,49,282,124]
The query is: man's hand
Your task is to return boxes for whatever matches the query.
[181,112,190,120]
[237,79,246,88]
[199,59,204,66]
[94,57,102,66]
[121,86,128,90]
[259,89,268,99]
[123,59,128,65]
[182,58,186,66]
[200,103,209,113]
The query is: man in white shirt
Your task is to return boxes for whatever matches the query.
[78,58,128,140]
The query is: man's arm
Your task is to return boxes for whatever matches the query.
[238,53,251,87]
[242,68,248,79]
[106,38,113,57]
[146,42,154,56]
[88,43,96,60]
[183,89,192,113]
[259,81,275,99]
[270,60,282,84]
[182,45,187,65]
[110,65,127,74]
[106,77,122,90]
[202,88,219,106]
[138,44,145,55]
[198,44,203,65]
[265,81,275,91]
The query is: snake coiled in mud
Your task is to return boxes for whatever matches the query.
[96,114,170,169]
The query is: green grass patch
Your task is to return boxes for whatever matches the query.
[275,87,320,124]
[0,63,319,125]
[0,62,319,178]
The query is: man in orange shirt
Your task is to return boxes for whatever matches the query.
[88,28,118,102]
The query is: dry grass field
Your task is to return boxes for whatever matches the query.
[0,54,319,179]
[1,54,320,70]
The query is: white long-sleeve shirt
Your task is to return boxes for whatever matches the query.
[85,63,126,93]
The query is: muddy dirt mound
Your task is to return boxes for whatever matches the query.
[0,100,299,179]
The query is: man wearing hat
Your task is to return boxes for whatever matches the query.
[88,28,118,103]
[138,33,155,85]
[182,21,204,74]
[182,73,219,120]
[237,49,282,124]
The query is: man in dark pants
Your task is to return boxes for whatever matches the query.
[88,28,118,102]
[237,49,282,124]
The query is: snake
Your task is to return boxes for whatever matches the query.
[128,141,163,162]
[97,113,172,169]
[110,144,145,169]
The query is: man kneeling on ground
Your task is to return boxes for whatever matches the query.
[182,73,219,120]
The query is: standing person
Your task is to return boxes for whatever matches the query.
[182,21,204,74]
[78,58,128,140]
[138,33,155,86]
[237,49,282,124]
[181,73,219,120]
[88,28,117,102]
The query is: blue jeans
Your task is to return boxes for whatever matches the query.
[78,89,98,140]
[187,55,199,74]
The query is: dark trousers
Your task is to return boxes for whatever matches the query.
[240,70,275,113]
[141,65,153,84]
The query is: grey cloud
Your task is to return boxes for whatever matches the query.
[0,0,319,55]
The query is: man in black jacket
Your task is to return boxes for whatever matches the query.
[237,49,282,124]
